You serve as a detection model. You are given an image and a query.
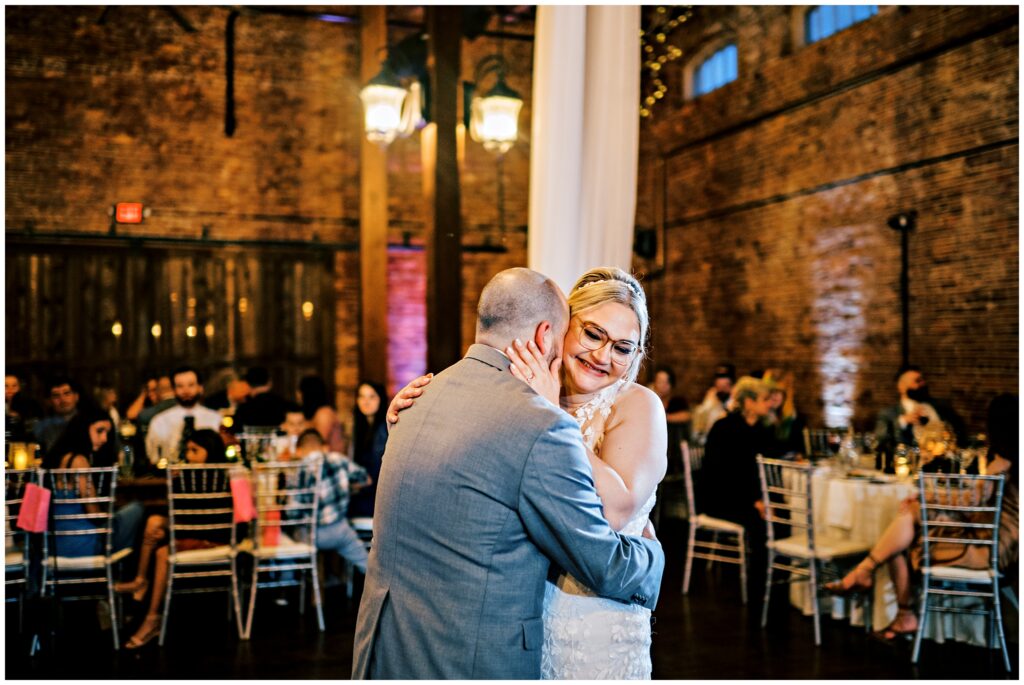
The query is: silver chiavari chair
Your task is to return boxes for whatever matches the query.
[803,427,846,461]
[912,472,1010,671]
[681,442,748,603]
[244,455,324,639]
[345,516,374,599]
[42,466,130,650]
[162,463,245,646]
[756,457,872,646]
[5,468,37,628]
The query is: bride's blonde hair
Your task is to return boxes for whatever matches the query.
[567,267,649,385]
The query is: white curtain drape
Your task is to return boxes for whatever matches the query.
[528,5,641,294]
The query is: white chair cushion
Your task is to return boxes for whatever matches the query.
[170,542,247,564]
[694,514,745,534]
[925,566,996,583]
[6,550,25,568]
[48,546,133,570]
[254,534,315,559]
[769,534,870,560]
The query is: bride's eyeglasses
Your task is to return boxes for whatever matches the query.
[576,321,639,366]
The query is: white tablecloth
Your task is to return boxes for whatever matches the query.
[787,467,989,646]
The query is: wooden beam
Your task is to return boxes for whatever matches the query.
[424,7,463,372]
[359,5,389,386]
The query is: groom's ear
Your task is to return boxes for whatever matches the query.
[533,320,552,356]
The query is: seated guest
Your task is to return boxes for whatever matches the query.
[34,377,81,453]
[297,375,347,454]
[5,372,42,441]
[647,366,690,473]
[874,365,968,458]
[136,375,176,431]
[201,366,244,412]
[348,381,388,518]
[145,366,222,465]
[699,376,778,552]
[233,366,287,430]
[290,428,372,573]
[119,429,230,649]
[763,370,806,457]
[827,394,1018,640]
[124,374,161,421]
[94,383,121,426]
[42,408,143,558]
[691,363,735,437]
[276,402,309,457]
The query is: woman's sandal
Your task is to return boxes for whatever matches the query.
[124,615,162,650]
[872,605,918,642]
[824,554,881,596]
[114,577,149,603]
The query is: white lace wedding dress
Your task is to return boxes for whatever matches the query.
[540,381,656,680]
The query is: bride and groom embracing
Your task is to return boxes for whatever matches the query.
[352,266,668,680]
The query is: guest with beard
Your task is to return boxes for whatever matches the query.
[144,366,222,465]
[874,366,967,460]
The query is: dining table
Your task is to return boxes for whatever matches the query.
[788,463,990,647]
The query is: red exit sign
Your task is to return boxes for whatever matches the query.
[115,202,144,223]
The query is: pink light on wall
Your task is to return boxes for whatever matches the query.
[387,249,427,399]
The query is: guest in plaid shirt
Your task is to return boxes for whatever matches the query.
[295,428,372,572]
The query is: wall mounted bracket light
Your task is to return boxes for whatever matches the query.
[463,54,523,155]
[360,43,427,147]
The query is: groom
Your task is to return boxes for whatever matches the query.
[352,268,664,680]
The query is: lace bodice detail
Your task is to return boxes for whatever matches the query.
[571,379,623,455]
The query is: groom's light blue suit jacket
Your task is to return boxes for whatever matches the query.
[351,344,665,680]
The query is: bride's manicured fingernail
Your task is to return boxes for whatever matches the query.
[514,338,523,347]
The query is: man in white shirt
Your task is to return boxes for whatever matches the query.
[691,363,735,437]
[145,366,223,465]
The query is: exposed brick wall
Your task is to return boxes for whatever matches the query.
[636,6,1018,432]
[6,6,533,415]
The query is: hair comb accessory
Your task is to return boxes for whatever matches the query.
[576,278,610,291]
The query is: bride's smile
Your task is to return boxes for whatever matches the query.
[563,301,641,397]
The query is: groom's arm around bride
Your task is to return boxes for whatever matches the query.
[519,408,665,607]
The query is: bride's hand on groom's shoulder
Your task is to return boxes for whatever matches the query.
[386,373,434,430]
[506,339,561,407]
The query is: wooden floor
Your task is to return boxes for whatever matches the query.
[7,519,1018,679]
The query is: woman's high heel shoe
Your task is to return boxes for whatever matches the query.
[872,605,918,642]
[124,614,162,650]
[824,554,880,596]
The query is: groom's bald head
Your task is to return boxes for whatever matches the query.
[475,268,568,359]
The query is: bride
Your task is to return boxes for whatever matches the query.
[392,266,667,679]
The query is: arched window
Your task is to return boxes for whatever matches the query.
[805,5,877,44]
[692,43,738,98]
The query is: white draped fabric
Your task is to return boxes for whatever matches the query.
[528,6,641,294]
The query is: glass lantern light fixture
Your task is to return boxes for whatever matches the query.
[360,51,424,147]
[465,54,523,155]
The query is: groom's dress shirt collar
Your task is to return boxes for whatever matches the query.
[465,343,513,372]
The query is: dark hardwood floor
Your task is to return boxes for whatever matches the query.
[6,518,1018,679]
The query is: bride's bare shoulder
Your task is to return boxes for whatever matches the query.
[612,383,665,419]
